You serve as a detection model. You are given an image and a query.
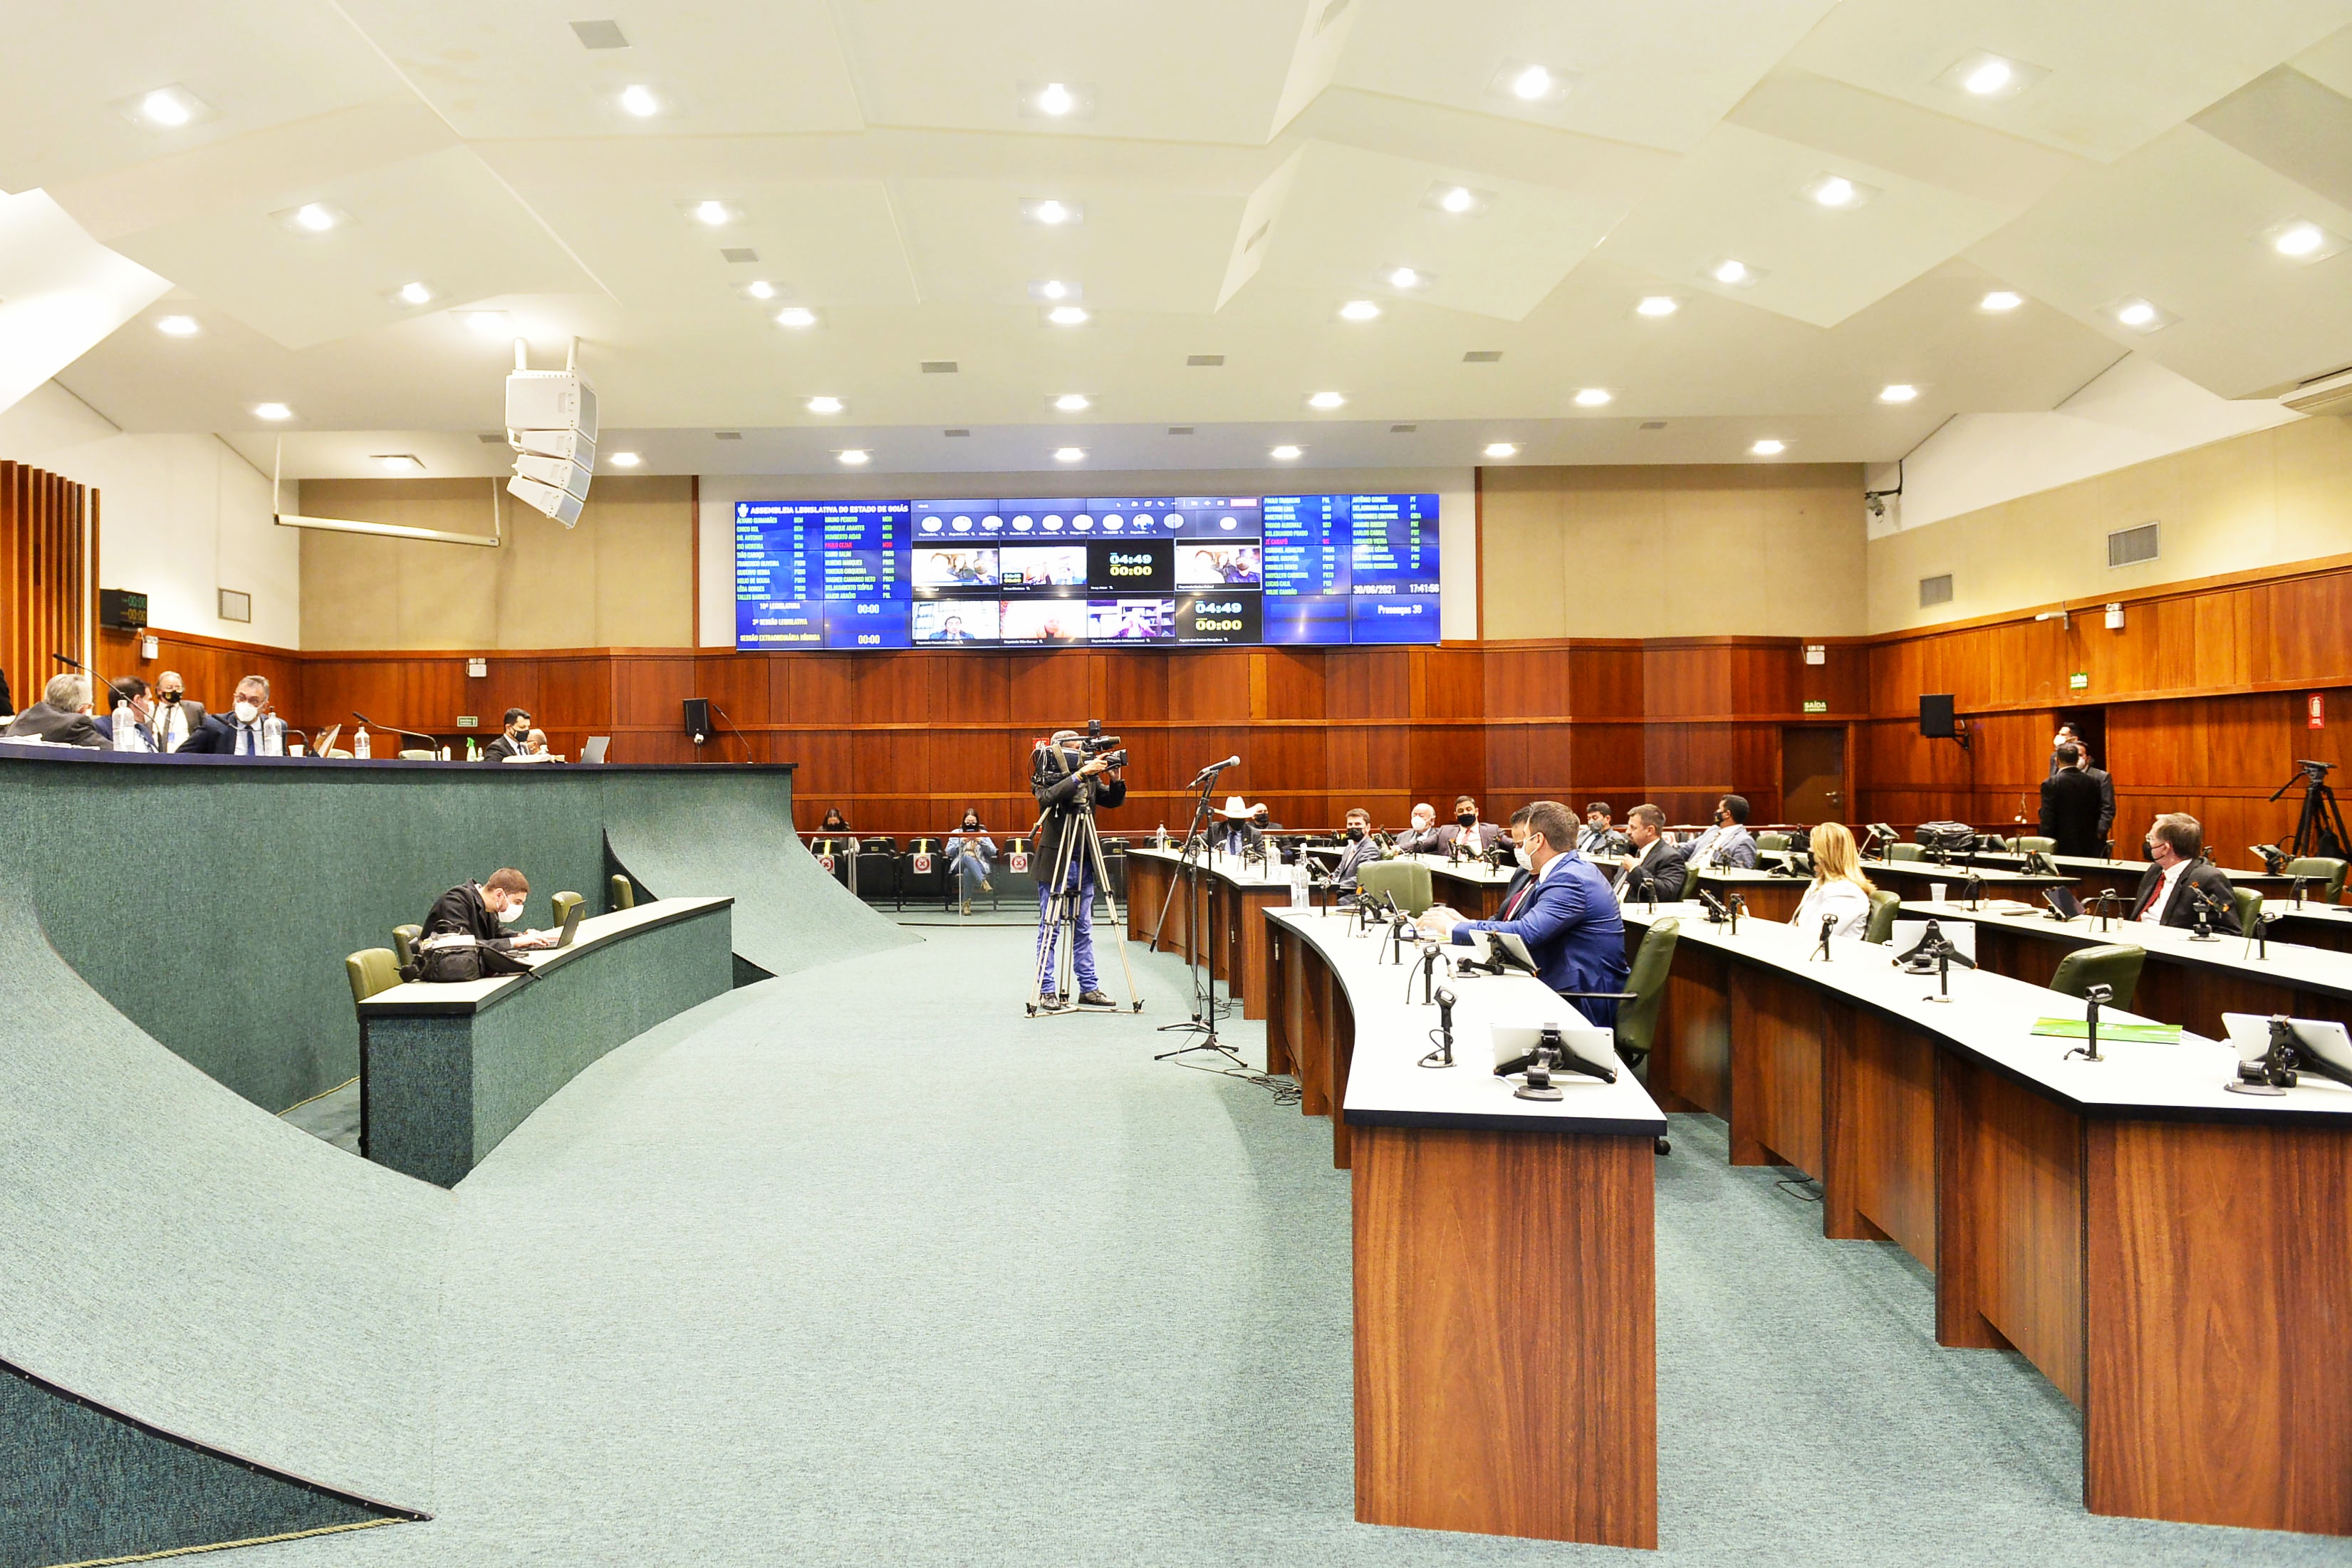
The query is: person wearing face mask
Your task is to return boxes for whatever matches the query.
[89,675,155,749]
[1680,795,1758,872]
[1434,796,1503,859]
[485,708,534,763]
[1330,807,1385,892]
[420,867,556,961]
[1417,800,1630,1025]
[2047,724,2084,778]
[1576,802,1630,859]
[1613,805,1687,902]
[2128,813,2239,931]
[191,675,276,756]
[2,672,106,746]
[947,810,997,914]
[1394,803,1442,856]
[1214,797,1266,858]
[525,728,550,757]
[147,670,206,753]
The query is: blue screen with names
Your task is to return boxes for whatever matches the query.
[735,492,1440,649]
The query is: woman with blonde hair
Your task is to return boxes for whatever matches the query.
[1791,822,1878,939]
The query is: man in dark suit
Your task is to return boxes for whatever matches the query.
[187,674,275,755]
[1434,795,1504,858]
[2038,743,2107,857]
[2082,756,2116,852]
[1419,800,1631,1026]
[149,670,207,753]
[1612,804,1687,901]
[423,868,556,954]
[2128,813,2240,933]
[89,676,155,748]
[484,707,532,762]
[2,673,105,746]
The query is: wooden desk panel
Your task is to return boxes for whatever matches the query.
[1654,944,1732,1117]
[2085,1119,2352,1535]
[1329,978,1357,1170]
[1728,966,1823,1176]
[1126,854,1172,951]
[1353,1124,1657,1548]
[1823,1009,1937,1265]
[1264,926,1295,1079]
[1427,863,1505,919]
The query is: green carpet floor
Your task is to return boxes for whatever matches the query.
[240,927,2342,1566]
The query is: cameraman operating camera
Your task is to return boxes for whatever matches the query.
[1031,726,1128,1010]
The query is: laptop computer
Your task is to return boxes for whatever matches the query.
[551,899,587,949]
[581,736,611,764]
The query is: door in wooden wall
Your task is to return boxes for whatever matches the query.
[1781,726,1845,825]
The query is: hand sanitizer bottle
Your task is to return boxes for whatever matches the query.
[354,723,371,759]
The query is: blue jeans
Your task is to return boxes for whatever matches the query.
[952,850,991,891]
[1034,854,1100,995]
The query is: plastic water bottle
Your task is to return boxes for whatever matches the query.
[261,715,286,756]
[112,699,137,751]
[354,724,371,759]
[1290,856,1310,908]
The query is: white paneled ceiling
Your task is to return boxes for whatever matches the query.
[9,1,2352,474]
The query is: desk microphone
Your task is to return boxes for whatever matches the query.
[353,712,441,753]
[1420,986,1457,1069]
[51,651,139,709]
[1811,912,1836,963]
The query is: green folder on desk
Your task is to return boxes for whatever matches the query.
[2029,1018,2183,1045]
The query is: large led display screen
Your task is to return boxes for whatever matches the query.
[735,493,1438,649]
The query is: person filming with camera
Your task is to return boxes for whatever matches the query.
[1031,726,1127,1013]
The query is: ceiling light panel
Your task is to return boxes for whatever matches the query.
[1485,62,1575,105]
[2262,219,2345,264]
[1020,197,1083,227]
[113,84,214,130]
[1018,80,1097,120]
[1422,181,1495,216]
[274,201,350,234]
[890,180,1226,311]
[1786,5,2352,162]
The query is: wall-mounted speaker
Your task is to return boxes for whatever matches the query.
[1919,694,1957,738]
[683,698,711,744]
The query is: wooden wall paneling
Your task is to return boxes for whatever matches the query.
[1412,647,1486,720]
[937,653,1012,724]
[1728,642,1799,717]
[1326,648,1411,720]
[850,729,930,820]
[691,649,769,736]
[1482,723,1531,802]
[1480,647,1560,720]
[850,652,932,725]
[3,463,90,721]
[2256,572,2352,689]
[1731,723,1782,821]
[929,728,1019,799]
[612,656,696,731]
[1021,647,1118,724]
[1569,645,1643,720]
[1640,644,1727,718]
[1407,725,1484,815]
[1799,642,1868,716]
[772,652,854,724]
[1257,647,1326,719]
[1572,723,1646,802]
[1167,649,1252,721]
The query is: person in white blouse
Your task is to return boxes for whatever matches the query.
[1790,822,1878,940]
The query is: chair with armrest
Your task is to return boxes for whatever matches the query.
[1356,859,1434,917]
[1885,842,1926,862]
[609,874,635,910]
[1560,916,1678,1154]
[550,892,584,931]
[2048,944,2147,1013]
[2014,836,2056,856]
[2285,856,2348,903]
[2230,885,2263,936]
[1864,889,1903,945]
[346,947,400,1005]
[390,924,422,971]
[1754,832,1791,853]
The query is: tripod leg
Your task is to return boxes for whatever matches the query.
[1081,811,1143,1011]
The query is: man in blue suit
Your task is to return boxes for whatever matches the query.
[1417,799,1630,1026]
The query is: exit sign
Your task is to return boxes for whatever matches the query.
[2069,671,2089,690]
[1802,700,1827,714]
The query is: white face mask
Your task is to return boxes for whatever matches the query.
[499,899,526,924]
[1514,841,1534,871]
[234,701,260,724]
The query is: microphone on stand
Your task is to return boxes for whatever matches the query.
[353,712,442,756]
[1190,756,1242,783]
[52,651,137,707]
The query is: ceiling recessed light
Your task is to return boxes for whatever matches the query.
[1036,82,1075,116]
[395,281,434,306]
[1483,442,1519,459]
[155,315,200,337]
[1046,304,1089,326]
[1935,51,2048,102]
[1710,258,1762,286]
[1053,446,1086,463]
[116,84,212,130]
[1751,439,1786,456]
[744,280,776,300]
[1024,198,1083,226]
[2109,296,2176,333]
[1388,266,1425,289]
[252,402,293,421]
[1308,391,1346,410]
[837,449,870,466]
[1511,65,1552,100]
[1978,290,2024,312]
[2262,219,2345,263]
[274,202,348,234]
[608,451,642,468]
[775,306,818,328]
[691,199,734,226]
[1427,182,1489,216]
[461,310,513,337]
[1804,172,1876,210]
[1028,279,1083,302]
[1573,387,1612,408]
[1486,60,1573,104]
[619,84,660,117]
[1635,295,1680,317]
[1879,384,1920,403]
[806,395,844,414]
[1269,444,1304,461]
[1339,299,1381,322]
[375,454,425,473]
[1054,393,1091,412]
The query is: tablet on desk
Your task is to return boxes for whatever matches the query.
[1491,1020,1620,1082]
[581,736,611,764]
[2224,1012,2352,1084]
[1889,919,1976,961]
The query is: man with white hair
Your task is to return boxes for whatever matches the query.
[1394,802,1442,855]
[2,673,105,747]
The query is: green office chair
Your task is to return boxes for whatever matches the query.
[550,891,584,930]
[390,924,422,970]
[1561,917,1679,1155]
[2048,944,2146,1013]
[1755,832,1791,853]
[1864,888,1903,944]
[345,947,401,1005]
[1358,859,1435,916]
[610,873,637,910]
[2014,836,2056,856]
[2285,857,2348,903]
[1980,835,2012,852]
[1887,842,1925,862]
[2230,886,2262,936]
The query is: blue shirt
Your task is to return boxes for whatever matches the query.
[1449,852,1630,1027]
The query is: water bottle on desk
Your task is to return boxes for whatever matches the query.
[111,698,138,751]
[261,715,286,756]
[354,724,371,759]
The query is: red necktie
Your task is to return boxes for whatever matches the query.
[1500,876,1534,920]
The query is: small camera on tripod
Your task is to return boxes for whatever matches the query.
[1034,720,1127,779]
[1072,718,1127,770]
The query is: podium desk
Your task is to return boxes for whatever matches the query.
[1264,906,1663,1549]
[1123,847,1292,1019]
[357,898,733,1187]
[1623,901,2352,1537]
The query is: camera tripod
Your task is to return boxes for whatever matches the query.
[2271,760,2349,862]
[1150,758,1245,1065]
[1028,765,1143,1018]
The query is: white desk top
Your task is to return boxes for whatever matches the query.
[1267,906,1667,1138]
[1621,901,2352,1126]
[1900,899,2352,1003]
[359,897,733,1015]
[1404,852,1518,887]
[1125,845,1296,889]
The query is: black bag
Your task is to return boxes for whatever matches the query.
[414,939,533,984]
[1915,821,1977,854]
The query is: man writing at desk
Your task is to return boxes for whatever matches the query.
[1417,800,1630,1025]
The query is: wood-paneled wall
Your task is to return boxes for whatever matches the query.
[2,461,95,715]
[90,548,2352,857]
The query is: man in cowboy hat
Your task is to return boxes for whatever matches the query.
[1214,795,1269,857]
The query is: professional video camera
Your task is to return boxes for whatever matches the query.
[1034,718,1127,780]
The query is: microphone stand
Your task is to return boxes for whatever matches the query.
[2064,983,2114,1062]
[353,712,442,758]
[1418,986,1457,1069]
[1809,912,1835,962]
[708,701,754,763]
[1728,892,1744,935]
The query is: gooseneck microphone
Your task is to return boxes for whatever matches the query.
[353,712,442,751]
[1420,985,1458,1069]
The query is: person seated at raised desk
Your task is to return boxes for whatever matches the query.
[1329,807,1385,892]
[484,707,534,762]
[1393,802,1442,856]
[1214,797,1266,857]
[90,676,153,748]
[947,810,996,913]
[147,669,206,753]
[3,672,105,746]
[1576,801,1630,858]
[421,867,556,961]
[2128,812,2241,932]
[1612,804,1686,901]
[1679,794,1758,871]
[2039,743,2107,858]
[1418,800,1630,1026]
[1434,795,1503,858]
[1790,822,1876,939]
[524,728,550,757]
[187,674,278,755]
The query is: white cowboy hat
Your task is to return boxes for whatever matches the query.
[1217,795,1266,819]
